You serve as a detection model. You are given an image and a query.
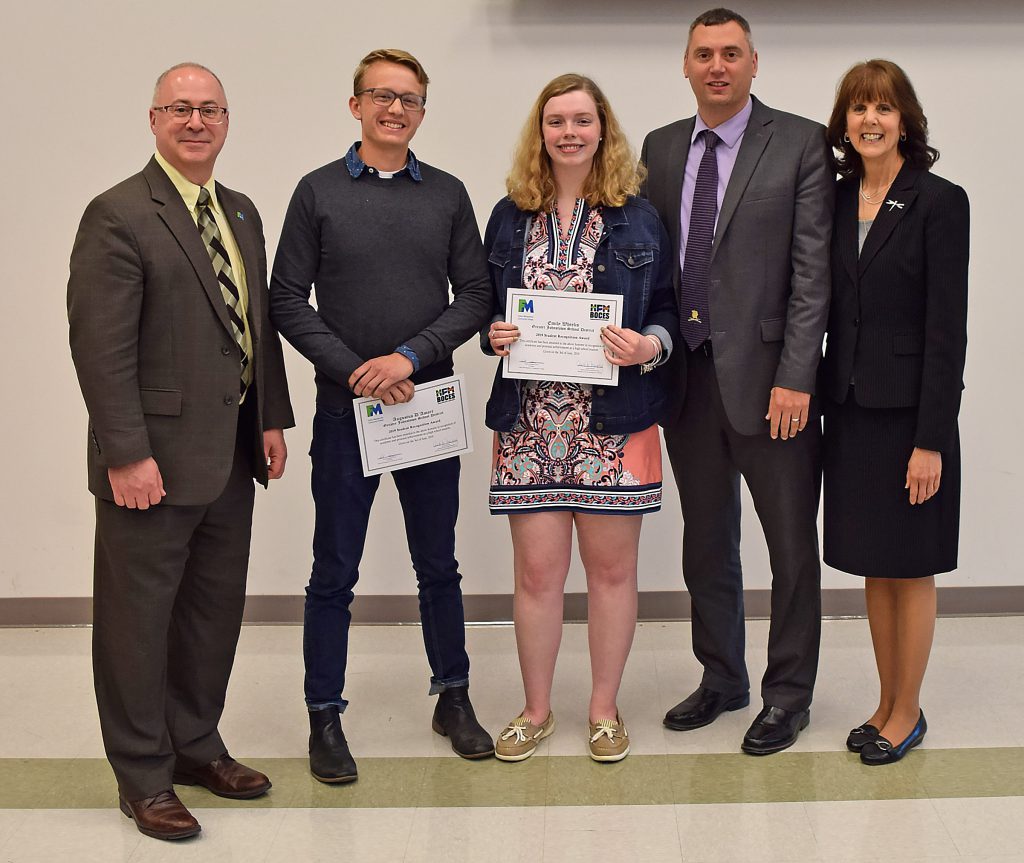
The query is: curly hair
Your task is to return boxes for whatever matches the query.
[827,59,939,178]
[506,74,644,212]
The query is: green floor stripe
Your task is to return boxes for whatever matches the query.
[1,750,1022,810]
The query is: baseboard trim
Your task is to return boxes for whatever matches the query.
[2,586,1022,627]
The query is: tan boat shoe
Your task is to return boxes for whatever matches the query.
[495,712,555,762]
[588,715,630,762]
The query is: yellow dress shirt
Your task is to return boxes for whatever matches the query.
[154,152,254,389]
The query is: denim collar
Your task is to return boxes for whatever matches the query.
[344,142,422,182]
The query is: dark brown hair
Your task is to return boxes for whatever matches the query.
[688,8,753,50]
[827,59,938,178]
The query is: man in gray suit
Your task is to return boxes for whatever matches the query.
[68,63,294,839]
[641,8,832,754]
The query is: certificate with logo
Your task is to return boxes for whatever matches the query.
[353,375,473,477]
[503,288,622,386]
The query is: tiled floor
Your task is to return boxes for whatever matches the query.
[1,618,1023,861]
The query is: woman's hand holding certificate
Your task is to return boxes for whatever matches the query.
[502,288,623,385]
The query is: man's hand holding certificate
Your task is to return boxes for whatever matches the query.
[353,375,473,477]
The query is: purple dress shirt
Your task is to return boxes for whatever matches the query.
[678,98,754,274]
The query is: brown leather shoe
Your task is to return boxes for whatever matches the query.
[119,790,201,841]
[173,754,271,799]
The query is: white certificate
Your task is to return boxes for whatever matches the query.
[353,375,473,477]
[503,288,623,386]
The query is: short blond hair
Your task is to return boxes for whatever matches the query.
[152,62,224,105]
[506,74,644,213]
[353,49,429,95]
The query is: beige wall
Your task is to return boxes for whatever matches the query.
[2,0,1020,600]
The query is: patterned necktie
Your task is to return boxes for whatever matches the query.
[196,187,252,394]
[679,130,720,350]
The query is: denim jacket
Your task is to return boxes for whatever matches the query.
[482,195,677,434]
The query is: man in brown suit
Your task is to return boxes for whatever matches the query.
[67,63,294,841]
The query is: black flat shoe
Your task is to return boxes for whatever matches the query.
[663,686,750,731]
[741,705,810,755]
[860,711,927,765]
[846,722,880,752]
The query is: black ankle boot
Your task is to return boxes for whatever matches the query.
[431,687,495,759]
[308,706,358,783]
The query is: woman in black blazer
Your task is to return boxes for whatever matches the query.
[821,60,969,765]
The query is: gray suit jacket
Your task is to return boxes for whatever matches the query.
[641,96,834,434]
[68,157,294,505]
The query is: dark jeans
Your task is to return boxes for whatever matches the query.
[304,404,471,710]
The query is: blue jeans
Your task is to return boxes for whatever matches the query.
[304,404,471,710]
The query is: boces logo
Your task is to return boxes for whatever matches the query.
[518,298,535,314]
[436,386,456,404]
[365,403,383,418]
[590,303,611,321]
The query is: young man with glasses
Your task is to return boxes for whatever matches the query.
[270,48,494,783]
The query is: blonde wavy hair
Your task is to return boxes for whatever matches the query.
[506,74,644,212]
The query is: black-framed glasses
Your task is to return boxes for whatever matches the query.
[153,104,229,124]
[355,88,426,111]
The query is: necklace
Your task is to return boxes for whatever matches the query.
[859,171,898,203]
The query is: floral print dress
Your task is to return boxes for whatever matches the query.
[489,200,662,516]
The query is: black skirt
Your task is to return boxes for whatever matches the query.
[822,392,960,578]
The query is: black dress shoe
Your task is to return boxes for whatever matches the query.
[846,722,880,753]
[860,711,927,765]
[741,705,810,755]
[663,686,750,731]
[308,705,358,783]
[432,686,495,759]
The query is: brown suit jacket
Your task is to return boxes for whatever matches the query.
[68,157,294,505]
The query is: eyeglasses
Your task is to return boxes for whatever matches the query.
[153,104,229,124]
[355,88,426,112]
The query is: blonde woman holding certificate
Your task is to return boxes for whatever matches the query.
[482,74,676,762]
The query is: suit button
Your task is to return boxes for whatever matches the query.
[221,346,232,356]
[595,421,605,431]
[854,318,860,327]
[224,396,234,406]
[596,388,606,397]
[597,264,606,272]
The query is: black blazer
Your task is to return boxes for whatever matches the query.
[819,164,969,453]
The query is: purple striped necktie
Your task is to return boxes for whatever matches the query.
[679,129,720,350]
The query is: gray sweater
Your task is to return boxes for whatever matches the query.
[269,150,491,409]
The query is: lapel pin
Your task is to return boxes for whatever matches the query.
[235,211,245,221]
[688,309,703,324]
[885,199,904,211]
